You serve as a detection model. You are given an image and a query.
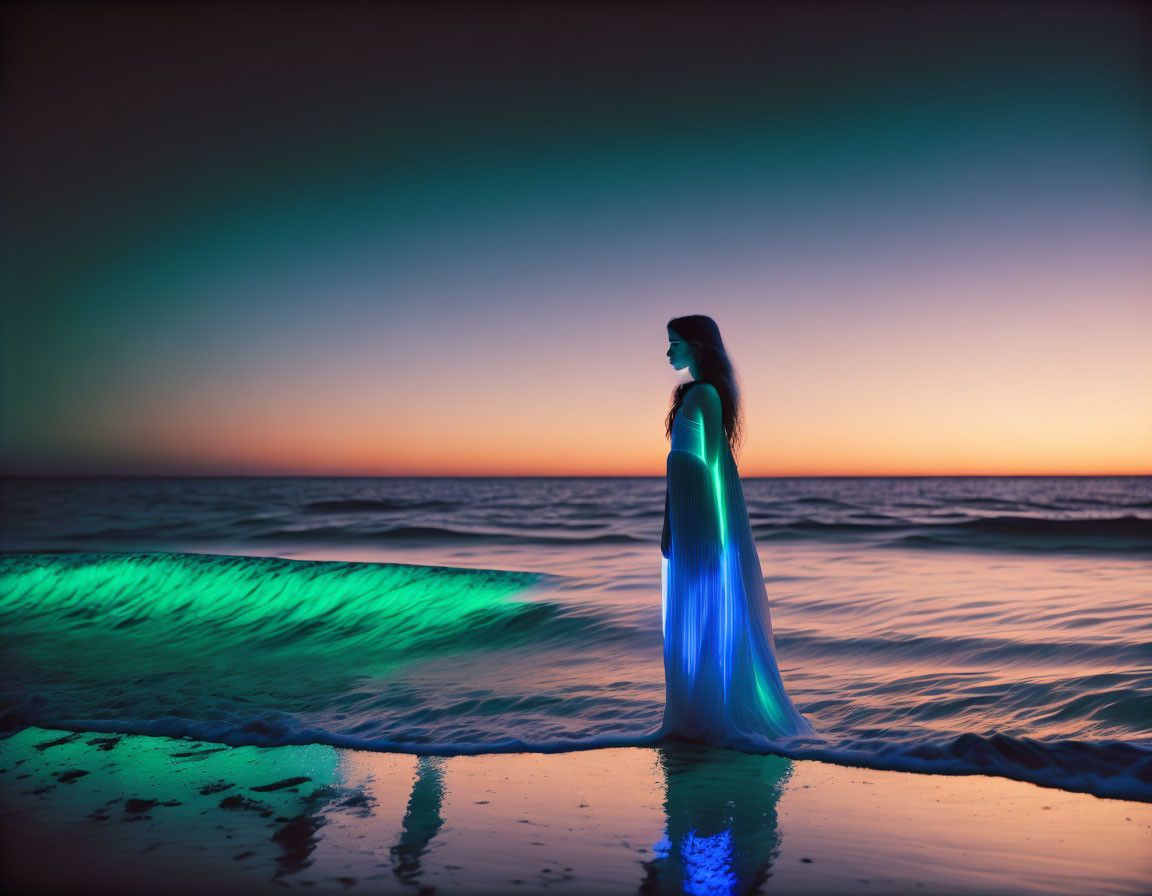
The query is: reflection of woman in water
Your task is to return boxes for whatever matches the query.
[660,315,814,746]
[390,756,446,883]
[641,743,793,895]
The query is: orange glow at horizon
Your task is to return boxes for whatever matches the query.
[126,383,1150,477]
[19,236,1151,478]
[109,268,1150,477]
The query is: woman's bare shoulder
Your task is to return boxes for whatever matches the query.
[683,382,721,410]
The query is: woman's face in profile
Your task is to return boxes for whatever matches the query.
[667,328,693,371]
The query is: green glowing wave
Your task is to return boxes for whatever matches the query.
[0,552,551,682]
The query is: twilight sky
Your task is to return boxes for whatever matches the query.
[2,1,1149,475]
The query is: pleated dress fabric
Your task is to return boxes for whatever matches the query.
[661,386,814,746]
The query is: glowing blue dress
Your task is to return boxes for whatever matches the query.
[661,390,814,745]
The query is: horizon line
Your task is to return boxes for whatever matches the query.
[2,471,1149,479]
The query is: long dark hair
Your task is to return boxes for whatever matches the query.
[665,314,743,458]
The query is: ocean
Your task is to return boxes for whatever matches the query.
[1,475,1149,802]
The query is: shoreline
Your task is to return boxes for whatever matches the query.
[3,726,1149,895]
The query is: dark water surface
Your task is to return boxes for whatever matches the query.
[1,476,1149,801]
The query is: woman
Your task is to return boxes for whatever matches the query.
[660,315,814,745]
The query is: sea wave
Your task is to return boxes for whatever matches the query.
[246,526,646,544]
[42,515,1152,553]
[4,476,1150,556]
[7,708,1148,804]
[303,498,460,512]
[770,731,1152,803]
[753,514,1152,552]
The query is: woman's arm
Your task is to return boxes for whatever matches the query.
[690,384,727,547]
[693,384,723,474]
[661,486,671,558]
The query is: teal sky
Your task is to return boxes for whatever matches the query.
[2,1,1149,475]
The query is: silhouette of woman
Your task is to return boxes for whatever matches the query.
[660,315,814,745]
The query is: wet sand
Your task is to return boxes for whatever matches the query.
[1,726,1149,895]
